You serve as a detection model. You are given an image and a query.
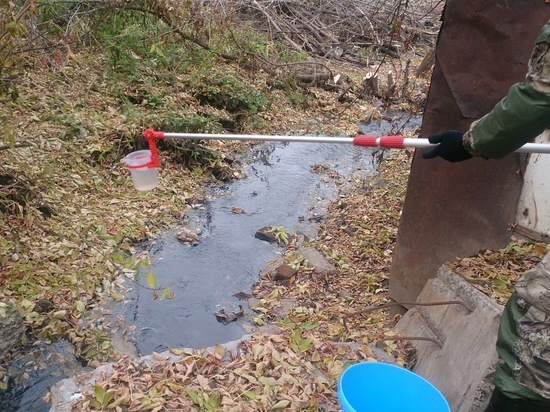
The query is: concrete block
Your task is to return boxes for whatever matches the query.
[396,266,503,412]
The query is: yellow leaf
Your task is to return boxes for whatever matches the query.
[52,310,67,319]
[145,272,158,288]
[251,344,264,359]
[243,390,256,399]
[214,344,225,360]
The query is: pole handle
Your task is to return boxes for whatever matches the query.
[353,135,406,148]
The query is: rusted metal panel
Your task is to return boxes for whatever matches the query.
[389,0,550,303]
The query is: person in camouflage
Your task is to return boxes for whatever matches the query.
[422,19,550,412]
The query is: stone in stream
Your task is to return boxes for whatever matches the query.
[254,226,278,243]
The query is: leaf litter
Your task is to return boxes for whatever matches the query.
[1,43,427,406]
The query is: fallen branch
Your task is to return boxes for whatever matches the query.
[296,73,331,83]
[0,142,32,151]
[237,0,438,62]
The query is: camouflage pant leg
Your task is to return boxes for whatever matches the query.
[485,387,550,412]
[510,296,550,399]
[527,19,550,94]
[494,253,550,402]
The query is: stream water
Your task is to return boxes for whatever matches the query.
[0,112,421,411]
[126,112,422,354]
[134,137,377,353]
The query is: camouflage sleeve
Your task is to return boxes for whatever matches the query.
[463,19,550,159]
[493,253,550,402]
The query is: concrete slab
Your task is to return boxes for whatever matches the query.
[396,266,503,412]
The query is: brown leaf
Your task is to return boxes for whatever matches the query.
[152,352,169,361]
[196,374,210,390]
[231,206,245,214]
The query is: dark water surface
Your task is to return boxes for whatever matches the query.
[131,113,422,354]
[134,141,377,354]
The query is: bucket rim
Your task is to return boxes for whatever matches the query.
[337,361,450,412]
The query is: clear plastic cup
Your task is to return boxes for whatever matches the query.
[123,150,158,191]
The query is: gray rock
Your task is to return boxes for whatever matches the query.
[0,301,24,357]
[255,226,277,243]
[272,298,298,318]
[273,264,298,282]
[49,363,115,412]
[299,246,337,275]
[258,256,285,280]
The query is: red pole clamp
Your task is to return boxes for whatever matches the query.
[379,135,405,149]
[353,135,378,147]
[143,129,165,168]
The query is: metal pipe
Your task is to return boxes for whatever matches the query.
[161,132,355,145]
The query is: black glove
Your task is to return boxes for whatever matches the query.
[421,130,473,162]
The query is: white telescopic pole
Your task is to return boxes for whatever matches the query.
[161,132,355,144]
[145,130,550,154]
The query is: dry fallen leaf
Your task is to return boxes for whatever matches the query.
[231,205,245,214]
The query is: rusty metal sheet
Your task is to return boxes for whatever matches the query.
[437,0,550,118]
[389,0,550,303]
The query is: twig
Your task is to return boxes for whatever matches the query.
[250,0,303,52]
[346,299,470,317]
[376,335,443,348]
[0,142,33,151]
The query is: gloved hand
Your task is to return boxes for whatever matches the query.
[421,130,473,162]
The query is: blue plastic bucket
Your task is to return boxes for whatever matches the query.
[338,362,450,412]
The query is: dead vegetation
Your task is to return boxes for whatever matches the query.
[242,0,441,61]
[1,0,441,105]
[448,241,548,305]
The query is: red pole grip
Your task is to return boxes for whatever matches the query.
[353,135,378,147]
[353,135,405,148]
